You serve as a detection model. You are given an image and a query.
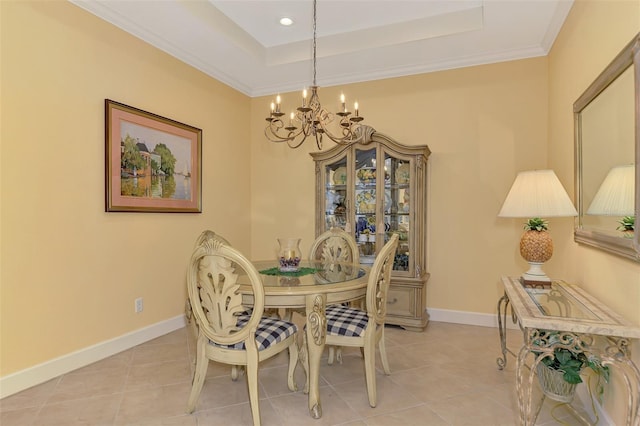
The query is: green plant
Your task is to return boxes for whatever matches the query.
[540,348,609,385]
[524,217,548,231]
[534,331,609,399]
[617,215,635,232]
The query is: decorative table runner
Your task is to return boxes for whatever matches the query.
[259,267,319,277]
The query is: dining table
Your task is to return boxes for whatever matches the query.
[236,259,369,419]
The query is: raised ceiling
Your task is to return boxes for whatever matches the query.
[70,0,574,97]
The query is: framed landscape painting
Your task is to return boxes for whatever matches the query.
[105,99,202,212]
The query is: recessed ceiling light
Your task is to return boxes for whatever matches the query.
[279,17,293,26]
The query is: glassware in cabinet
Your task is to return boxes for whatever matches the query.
[383,153,412,272]
[323,157,348,231]
[355,147,378,264]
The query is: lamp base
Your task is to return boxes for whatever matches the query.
[521,262,551,282]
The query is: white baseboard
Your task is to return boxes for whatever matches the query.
[428,307,520,329]
[0,315,186,399]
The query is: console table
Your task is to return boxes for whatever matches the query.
[497,276,640,425]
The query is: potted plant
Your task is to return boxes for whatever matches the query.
[617,215,635,238]
[534,332,609,402]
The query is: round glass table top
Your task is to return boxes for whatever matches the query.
[250,260,367,288]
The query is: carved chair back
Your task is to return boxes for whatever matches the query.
[365,233,399,325]
[309,227,360,264]
[187,237,264,348]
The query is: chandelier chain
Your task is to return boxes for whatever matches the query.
[313,0,317,87]
[264,0,364,149]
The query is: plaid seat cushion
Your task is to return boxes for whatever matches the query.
[325,305,369,337]
[210,314,297,351]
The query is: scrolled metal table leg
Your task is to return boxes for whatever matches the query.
[516,344,538,425]
[497,292,511,370]
[516,330,550,426]
[601,337,640,426]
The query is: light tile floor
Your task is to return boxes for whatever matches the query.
[1,321,594,425]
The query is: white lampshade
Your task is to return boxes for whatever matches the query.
[498,170,578,218]
[587,165,635,216]
[498,170,577,283]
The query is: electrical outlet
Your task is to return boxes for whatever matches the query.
[135,297,143,313]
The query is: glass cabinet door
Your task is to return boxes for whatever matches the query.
[384,152,412,273]
[311,128,430,330]
[354,147,377,264]
[323,155,348,231]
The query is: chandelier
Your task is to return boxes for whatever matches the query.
[264,0,365,150]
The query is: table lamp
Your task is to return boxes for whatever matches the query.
[498,170,578,283]
[586,165,635,234]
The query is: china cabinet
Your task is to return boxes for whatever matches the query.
[310,126,431,330]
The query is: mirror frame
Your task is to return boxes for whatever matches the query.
[574,32,640,262]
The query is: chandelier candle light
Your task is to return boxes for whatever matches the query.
[265,0,364,150]
[498,170,578,283]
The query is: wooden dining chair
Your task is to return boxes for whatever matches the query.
[281,227,362,324]
[308,227,360,264]
[185,235,299,426]
[316,233,399,408]
[307,227,363,359]
[185,230,252,380]
[185,230,232,338]
[193,229,231,247]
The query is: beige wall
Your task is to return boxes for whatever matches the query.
[549,0,640,324]
[1,2,252,375]
[250,57,551,314]
[547,0,640,423]
[2,2,640,421]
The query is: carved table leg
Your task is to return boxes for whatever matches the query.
[305,293,326,419]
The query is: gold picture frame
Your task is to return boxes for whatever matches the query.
[105,99,202,213]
